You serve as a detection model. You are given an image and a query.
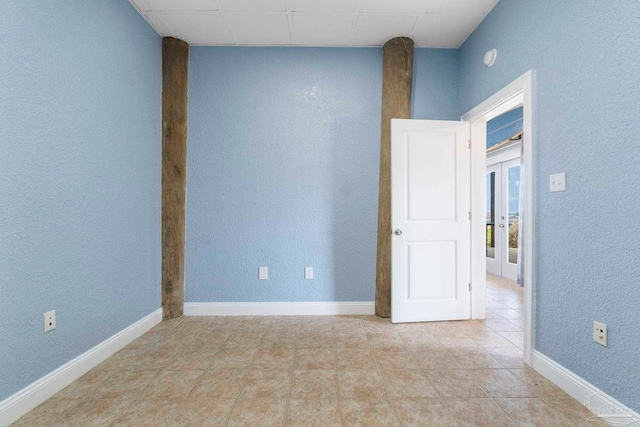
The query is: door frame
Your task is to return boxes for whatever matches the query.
[462,70,535,366]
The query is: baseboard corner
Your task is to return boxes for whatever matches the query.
[532,350,640,426]
[0,308,162,427]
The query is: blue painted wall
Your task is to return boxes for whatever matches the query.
[412,49,460,120]
[0,0,161,401]
[487,107,522,149]
[459,0,640,410]
[185,47,459,303]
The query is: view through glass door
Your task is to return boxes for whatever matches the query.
[486,159,521,281]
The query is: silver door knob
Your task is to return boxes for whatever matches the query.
[394,229,403,236]
[498,224,505,228]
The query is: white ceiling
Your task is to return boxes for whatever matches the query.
[129,0,499,48]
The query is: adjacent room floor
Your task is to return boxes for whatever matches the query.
[13,275,597,426]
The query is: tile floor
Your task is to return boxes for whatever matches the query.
[12,275,600,426]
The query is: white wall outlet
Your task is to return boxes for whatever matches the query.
[305,267,313,279]
[44,310,56,333]
[259,267,268,280]
[549,172,566,192]
[594,321,608,347]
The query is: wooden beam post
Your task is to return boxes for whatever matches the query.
[162,37,189,320]
[375,37,414,318]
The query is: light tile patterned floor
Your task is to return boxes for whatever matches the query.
[12,275,599,426]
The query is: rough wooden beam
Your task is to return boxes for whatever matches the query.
[375,37,414,318]
[162,37,189,320]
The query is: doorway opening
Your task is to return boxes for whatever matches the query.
[463,70,535,365]
[486,107,523,282]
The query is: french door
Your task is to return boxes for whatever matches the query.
[485,158,521,281]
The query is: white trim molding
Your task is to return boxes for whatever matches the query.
[184,301,375,316]
[462,70,535,366]
[486,141,522,166]
[532,351,640,426]
[0,308,162,427]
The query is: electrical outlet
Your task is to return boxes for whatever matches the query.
[259,267,268,280]
[44,310,56,333]
[549,173,566,192]
[594,321,607,347]
[305,267,313,280]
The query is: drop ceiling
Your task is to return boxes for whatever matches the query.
[129,0,499,48]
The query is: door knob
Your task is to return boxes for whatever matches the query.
[394,229,403,236]
[498,224,505,228]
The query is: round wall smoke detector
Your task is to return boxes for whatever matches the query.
[484,49,497,67]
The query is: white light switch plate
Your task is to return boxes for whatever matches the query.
[259,267,268,280]
[305,267,313,279]
[549,173,566,192]
[594,321,608,347]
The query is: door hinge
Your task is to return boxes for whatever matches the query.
[469,283,472,292]
[468,211,471,220]
[468,139,471,149]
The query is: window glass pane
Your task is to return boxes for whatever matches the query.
[486,172,496,259]
[508,165,520,264]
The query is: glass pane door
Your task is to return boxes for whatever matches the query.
[485,164,501,276]
[507,165,521,265]
[500,158,521,281]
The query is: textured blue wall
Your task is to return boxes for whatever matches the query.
[412,49,460,120]
[185,47,459,303]
[0,0,161,400]
[487,107,522,149]
[459,0,640,410]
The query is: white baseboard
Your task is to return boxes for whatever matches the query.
[0,308,162,427]
[183,301,375,316]
[532,350,640,426]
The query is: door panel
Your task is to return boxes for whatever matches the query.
[408,241,457,299]
[407,133,456,221]
[391,120,471,323]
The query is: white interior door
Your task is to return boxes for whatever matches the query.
[391,119,472,323]
[486,164,502,276]
[501,158,521,281]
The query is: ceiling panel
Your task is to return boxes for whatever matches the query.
[144,12,170,34]
[144,0,218,12]
[225,13,291,45]
[219,0,287,12]
[129,0,499,47]
[466,0,500,14]
[431,13,485,48]
[291,14,353,46]
[359,0,429,14]
[150,12,234,45]
[352,15,418,46]
[412,15,444,47]
[426,0,467,15]
[288,0,357,13]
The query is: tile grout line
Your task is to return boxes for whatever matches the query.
[332,317,346,427]
[367,319,406,426]
[281,318,302,427]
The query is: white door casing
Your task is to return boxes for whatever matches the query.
[391,119,472,323]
